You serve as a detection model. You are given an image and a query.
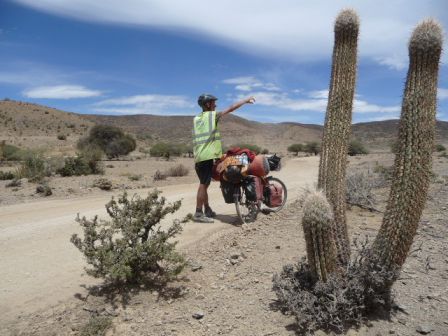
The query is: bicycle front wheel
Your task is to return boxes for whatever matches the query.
[263,176,287,212]
[234,186,259,224]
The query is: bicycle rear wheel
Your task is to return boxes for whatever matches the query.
[263,176,287,212]
[234,186,259,224]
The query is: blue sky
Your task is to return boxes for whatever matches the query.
[1,0,447,124]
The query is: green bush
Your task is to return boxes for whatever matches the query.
[303,142,321,155]
[57,148,104,177]
[71,190,186,284]
[0,143,28,161]
[78,125,136,159]
[435,144,446,152]
[287,143,304,155]
[92,177,113,190]
[16,153,50,182]
[348,139,369,156]
[149,142,191,157]
[57,156,91,176]
[0,171,15,180]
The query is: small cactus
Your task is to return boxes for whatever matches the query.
[371,19,443,272]
[318,9,359,266]
[302,191,337,282]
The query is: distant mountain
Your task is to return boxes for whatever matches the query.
[1,100,447,153]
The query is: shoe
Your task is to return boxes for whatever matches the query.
[193,212,214,223]
[204,207,216,218]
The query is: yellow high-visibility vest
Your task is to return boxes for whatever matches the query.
[193,111,222,162]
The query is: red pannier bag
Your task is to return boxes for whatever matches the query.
[265,183,283,207]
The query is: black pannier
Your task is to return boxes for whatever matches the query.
[220,179,239,204]
[242,176,257,202]
[267,154,281,171]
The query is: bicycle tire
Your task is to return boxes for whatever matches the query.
[263,176,287,212]
[234,186,259,224]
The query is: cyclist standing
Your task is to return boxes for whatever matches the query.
[192,94,255,223]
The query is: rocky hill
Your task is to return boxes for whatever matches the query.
[1,100,447,154]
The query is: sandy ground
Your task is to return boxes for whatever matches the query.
[2,153,448,336]
[0,156,319,326]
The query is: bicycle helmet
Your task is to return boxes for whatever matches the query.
[198,93,218,109]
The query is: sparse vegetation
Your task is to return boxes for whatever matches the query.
[92,177,113,190]
[57,148,104,177]
[16,153,51,182]
[36,183,52,196]
[287,143,303,156]
[71,190,186,284]
[153,170,167,181]
[435,143,446,152]
[79,316,112,336]
[303,141,320,155]
[0,171,15,180]
[348,139,369,155]
[166,164,189,177]
[149,142,192,157]
[57,134,67,140]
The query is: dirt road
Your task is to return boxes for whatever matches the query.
[0,156,318,324]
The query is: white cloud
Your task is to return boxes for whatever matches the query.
[375,55,407,71]
[438,88,448,100]
[353,99,400,114]
[23,85,102,99]
[94,94,193,114]
[13,0,446,66]
[235,89,400,116]
[223,76,280,92]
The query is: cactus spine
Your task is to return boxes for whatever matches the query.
[371,20,443,271]
[318,9,359,266]
[302,191,337,282]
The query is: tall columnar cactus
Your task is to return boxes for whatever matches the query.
[371,20,443,272]
[302,191,337,282]
[318,9,359,266]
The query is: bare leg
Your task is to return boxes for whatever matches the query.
[196,184,208,211]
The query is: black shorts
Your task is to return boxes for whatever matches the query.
[195,159,214,185]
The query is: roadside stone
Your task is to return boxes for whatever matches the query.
[192,311,205,320]
[416,325,432,334]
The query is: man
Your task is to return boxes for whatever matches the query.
[193,94,255,223]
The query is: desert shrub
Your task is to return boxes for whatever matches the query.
[166,164,189,177]
[149,142,190,157]
[92,178,113,190]
[303,142,321,155]
[16,153,50,182]
[71,190,186,284]
[153,170,167,181]
[435,144,446,152]
[57,134,67,140]
[273,243,397,334]
[231,143,261,154]
[36,184,52,196]
[57,148,103,177]
[346,171,376,209]
[1,143,27,161]
[57,156,91,176]
[0,171,15,180]
[287,143,304,155]
[261,148,269,154]
[373,162,393,183]
[78,125,136,159]
[80,316,112,336]
[127,174,142,181]
[348,139,369,156]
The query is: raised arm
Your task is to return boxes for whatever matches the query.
[217,96,255,119]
